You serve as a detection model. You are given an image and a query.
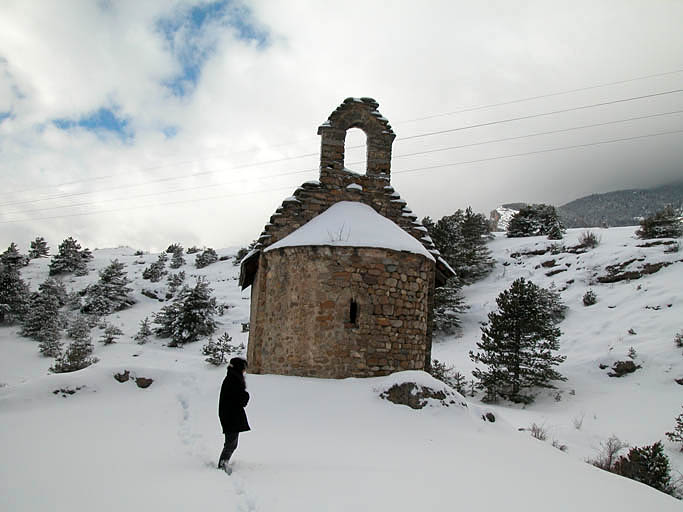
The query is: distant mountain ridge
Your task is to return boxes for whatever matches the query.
[557,181,683,228]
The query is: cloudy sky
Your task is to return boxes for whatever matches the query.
[1,0,682,252]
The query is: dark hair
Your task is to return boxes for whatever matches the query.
[228,357,248,373]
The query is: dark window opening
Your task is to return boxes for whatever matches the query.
[349,299,359,326]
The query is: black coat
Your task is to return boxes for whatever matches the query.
[218,369,250,433]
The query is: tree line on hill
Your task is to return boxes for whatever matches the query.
[0,237,242,373]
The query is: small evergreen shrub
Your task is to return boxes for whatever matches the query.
[81,259,134,315]
[51,338,98,373]
[167,271,186,294]
[142,254,167,282]
[153,277,218,346]
[202,333,244,365]
[169,249,185,269]
[429,359,466,394]
[636,205,682,239]
[100,324,123,345]
[583,290,597,306]
[39,337,63,358]
[186,246,200,254]
[134,317,153,344]
[21,279,65,342]
[1,242,29,269]
[507,204,565,239]
[432,277,468,334]
[579,230,601,248]
[195,248,218,269]
[612,442,677,497]
[49,237,90,276]
[666,406,683,451]
[67,315,93,342]
[166,243,183,254]
[29,237,50,259]
[674,330,683,349]
[0,266,30,323]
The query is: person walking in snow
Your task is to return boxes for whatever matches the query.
[218,357,250,473]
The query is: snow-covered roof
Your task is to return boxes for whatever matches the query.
[265,201,435,261]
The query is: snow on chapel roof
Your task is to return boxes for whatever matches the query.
[265,201,435,261]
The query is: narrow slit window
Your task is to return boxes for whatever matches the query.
[349,299,359,326]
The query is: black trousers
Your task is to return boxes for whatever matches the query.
[218,432,239,467]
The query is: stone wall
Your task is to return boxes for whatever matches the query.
[247,245,435,378]
[252,98,439,260]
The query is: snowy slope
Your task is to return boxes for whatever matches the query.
[1,234,681,511]
[433,227,683,477]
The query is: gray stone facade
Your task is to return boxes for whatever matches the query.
[240,98,455,378]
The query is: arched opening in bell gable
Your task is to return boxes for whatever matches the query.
[343,127,368,174]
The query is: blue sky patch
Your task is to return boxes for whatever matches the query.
[157,0,269,97]
[0,111,12,124]
[162,126,179,138]
[53,107,133,141]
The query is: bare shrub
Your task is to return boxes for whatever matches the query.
[530,423,548,441]
[587,435,628,471]
[552,439,568,452]
[579,230,601,248]
[572,413,585,430]
[583,289,597,306]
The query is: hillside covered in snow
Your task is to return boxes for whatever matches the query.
[1,226,682,511]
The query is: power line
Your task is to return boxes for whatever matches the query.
[3,87,682,210]
[5,109,683,217]
[398,89,683,141]
[3,67,682,197]
[393,128,683,176]
[398,68,683,123]
[3,127,681,224]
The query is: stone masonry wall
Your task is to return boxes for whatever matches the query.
[247,246,434,378]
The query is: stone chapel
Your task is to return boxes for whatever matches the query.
[239,97,455,378]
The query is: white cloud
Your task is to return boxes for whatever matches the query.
[1,0,682,252]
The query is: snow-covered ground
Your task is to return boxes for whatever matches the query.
[1,229,682,511]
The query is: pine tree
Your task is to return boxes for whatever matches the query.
[142,254,167,282]
[81,259,134,315]
[167,271,186,294]
[49,237,89,276]
[666,406,683,451]
[0,265,30,323]
[469,278,566,403]
[458,207,495,283]
[233,240,257,266]
[424,208,495,285]
[612,442,676,496]
[39,336,63,357]
[538,283,567,325]
[21,278,64,343]
[1,242,29,270]
[169,248,185,269]
[29,237,50,259]
[433,276,468,334]
[202,332,243,365]
[67,315,93,342]
[636,204,682,239]
[153,277,218,346]
[166,243,183,254]
[195,248,218,269]
[51,337,98,373]
[100,324,123,345]
[507,204,565,238]
[134,317,153,344]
